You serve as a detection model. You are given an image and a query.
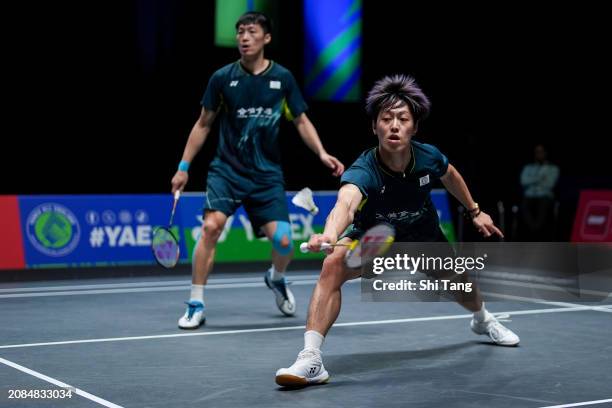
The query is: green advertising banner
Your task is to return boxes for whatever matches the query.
[179,190,455,263]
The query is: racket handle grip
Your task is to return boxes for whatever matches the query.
[299,242,331,253]
[174,190,181,200]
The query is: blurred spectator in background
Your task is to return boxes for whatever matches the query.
[520,144,559,241]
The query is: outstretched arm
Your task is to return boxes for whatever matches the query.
[293,113,345,177]
[440,164,504,238]
[171,108,218,193]
[307,184,363,252]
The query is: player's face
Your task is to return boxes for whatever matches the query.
[374,104,417,152]
[236,23,271,58]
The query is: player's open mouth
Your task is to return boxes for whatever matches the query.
[388,135,401,141]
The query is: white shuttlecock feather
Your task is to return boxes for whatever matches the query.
[292,187,319,215]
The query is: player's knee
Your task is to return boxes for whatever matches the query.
[272,221,293,255]
[322,251,343,270]
[203,219,223,243]
[320,254,347,287]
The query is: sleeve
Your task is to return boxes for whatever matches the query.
[540,165,560,191]
[430,145,449,178]
[201,70,223,111]
[282,71,308,121]
[341,165,376,198]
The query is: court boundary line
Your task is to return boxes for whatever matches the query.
[0,356,123,408]
[0,273,323,293]
[0,278,331,299]
[538,398,612,407]
[2,272,610,302]
[0,305,592,350]
[482,292,612,313]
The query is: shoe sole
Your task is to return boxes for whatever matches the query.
[275,373,330,387]
[278,297,296,317]
[178,318,206,330]
[265,276,296,317]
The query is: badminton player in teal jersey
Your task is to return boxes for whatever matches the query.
[171,12,344,329]
[276,74,519,387]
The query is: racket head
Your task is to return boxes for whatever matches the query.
[345,223,395,269]
[151,227,180,268]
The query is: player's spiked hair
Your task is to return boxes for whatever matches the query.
[365,74,431,124]
[235,11,273,34]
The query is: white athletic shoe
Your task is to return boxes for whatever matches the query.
[264,270,296,316]
[471,316,520,346]
[275,348,330,386]
[178,301,206,329]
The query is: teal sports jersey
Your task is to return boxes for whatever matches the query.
[202,60,308,180]
[341,141,449,239]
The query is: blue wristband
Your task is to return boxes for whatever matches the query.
[178,160,190,172]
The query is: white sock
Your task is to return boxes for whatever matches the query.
[269,265,285,281]
[304,330,324,351]
[189,284,205,304]
[473,302,493,322]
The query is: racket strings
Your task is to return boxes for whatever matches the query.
[152,228,180,268]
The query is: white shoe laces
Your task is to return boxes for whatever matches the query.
[493,313,512,322]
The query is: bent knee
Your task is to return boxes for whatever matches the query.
[272,221,293,255]
[320,253,354,287]
[322,251,344,270]
[202,220,223,243]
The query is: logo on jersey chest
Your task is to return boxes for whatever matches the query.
[236,106,274,119]
[229,80,239,87]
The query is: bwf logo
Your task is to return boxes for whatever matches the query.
[26,203,81,257]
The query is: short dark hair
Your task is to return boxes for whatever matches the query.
[235,11,272,34]
[365,74,431,124]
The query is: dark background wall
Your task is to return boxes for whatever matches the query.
[3,1,609,240]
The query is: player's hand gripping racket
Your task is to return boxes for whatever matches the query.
[151,190,181,268]
[300,223,395,269]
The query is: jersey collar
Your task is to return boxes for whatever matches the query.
[374,144,416,179]
[237,59,274,76]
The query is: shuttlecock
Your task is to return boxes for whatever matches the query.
[292,187,319,215]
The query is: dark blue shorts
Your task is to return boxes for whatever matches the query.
[204,167,289,238]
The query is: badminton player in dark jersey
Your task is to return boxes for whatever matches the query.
[276,74,519,386]
[171,12,344,329]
